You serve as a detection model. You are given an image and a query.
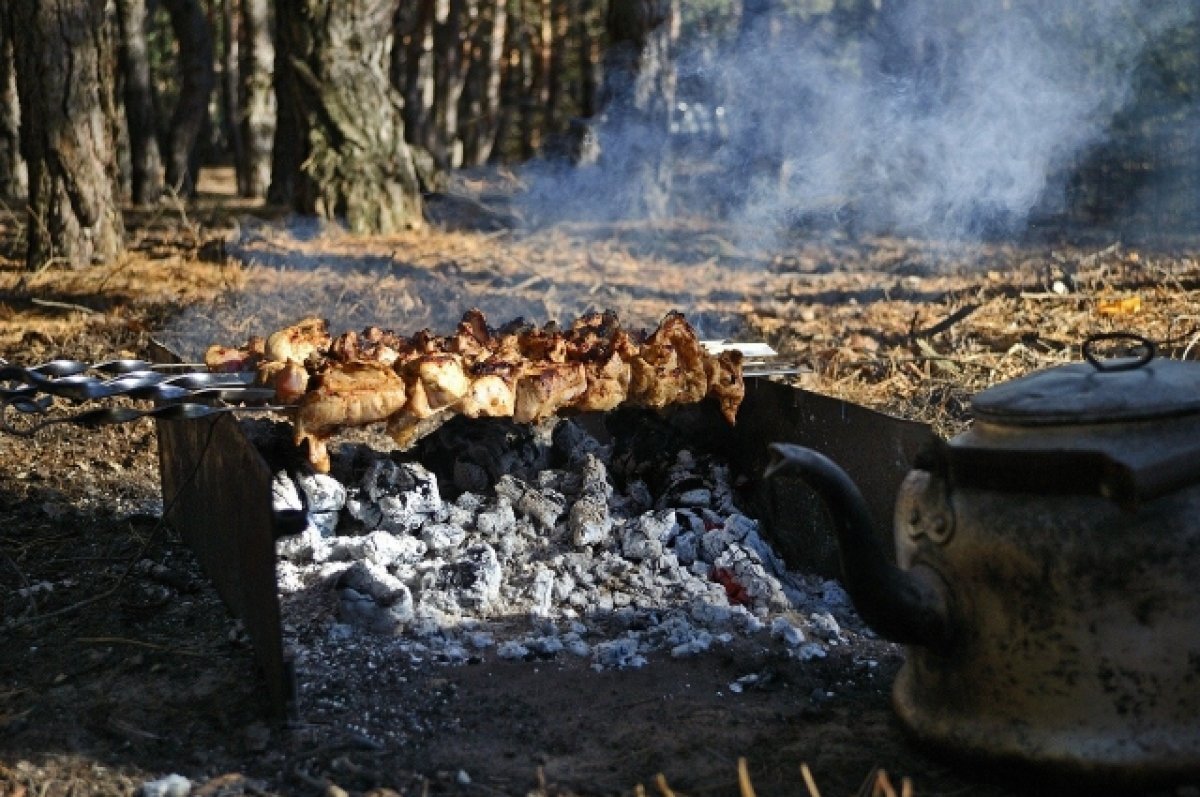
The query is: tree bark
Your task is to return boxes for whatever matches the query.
[115,0,164,204]
[277,0,424,233]
[432,1,460,167]
[0,10,27,199]
[545,0,570,133]
[459,0,506,165]
[730,0,783,186]
[10,0,124,269]
[516,2,539,159]
[218,0,248,195]
[238,0,274,198]
[575,0,600,119]
[398,0,437,156]
[162,0,215,196]
[267,2,302,205]
[597,0,678,219]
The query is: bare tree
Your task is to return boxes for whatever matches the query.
[217,0,247,196]
[238,0,274,198]
[162,0,215,195]
[395,0,437,155]
[395,0,492,170]
[115,0,165,204]
[574,0,601,119]
[521,0,552,157]
[429,0,471,168]
[267,3,302,205]
[0,10,26,200]
[596,0,679,219]
[276,0,424,232]
[9,0,124,269]
[459,0,507,165]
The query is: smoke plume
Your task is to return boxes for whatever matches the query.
[521,0,1198,243]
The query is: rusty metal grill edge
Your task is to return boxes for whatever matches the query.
[152,374,936,717]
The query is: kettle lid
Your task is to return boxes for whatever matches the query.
[971,334,1200,425]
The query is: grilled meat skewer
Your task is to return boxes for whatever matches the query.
[206,309,746,472]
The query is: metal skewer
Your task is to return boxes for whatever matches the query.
[0,342,806,436]
[702,340,808,378]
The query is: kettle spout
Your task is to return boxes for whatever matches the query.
[766,443,956,651]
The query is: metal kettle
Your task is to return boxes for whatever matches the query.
[766,336,1200,785]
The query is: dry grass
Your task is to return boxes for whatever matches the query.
[4,168,1200,443]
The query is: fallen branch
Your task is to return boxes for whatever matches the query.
[910,303,981,339]
[29,297,99,314]
[76,636,208,658]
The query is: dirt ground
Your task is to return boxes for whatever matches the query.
[2,171,1200,797]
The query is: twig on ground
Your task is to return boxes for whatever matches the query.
[910,303,981,339]
[75,636,207,658]
[30,298,98,314]
[736,758,756,797]
[5,419,218,629]
[1018,291,1084,300]
[799,763,822,797]
[0,549,35,617]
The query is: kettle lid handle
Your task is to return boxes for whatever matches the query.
[1083,332,1155,373]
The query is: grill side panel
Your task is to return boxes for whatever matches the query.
[156,413,291,716]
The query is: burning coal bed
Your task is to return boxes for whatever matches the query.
[252,408,879,737]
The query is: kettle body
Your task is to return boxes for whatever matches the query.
[891,460,1200,781]
[767,343,1200,784]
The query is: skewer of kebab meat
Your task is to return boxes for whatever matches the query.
[205,309,745,472]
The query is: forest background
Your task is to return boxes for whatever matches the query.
[0,0,1198,272]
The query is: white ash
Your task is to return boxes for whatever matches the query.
[271,415,873,675]
[137,774,191,797]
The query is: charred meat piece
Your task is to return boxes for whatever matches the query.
[459,361,520,418]
[204,337,264,373]
[516,322,568,363]
[629,312,708,409]
[575,344,633,412]
[265,317,330,366]
[565,310,622,355]
[271,360,311,405]
[401,353,471,419]
[387,407,454,450]
[450,308,493,362]
[513,362,588,423]
[294,361,408,472]
[705,350,745,425]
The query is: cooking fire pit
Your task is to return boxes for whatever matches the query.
[154,376,933,717]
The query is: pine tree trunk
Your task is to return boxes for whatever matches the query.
[239,0,274,198]
[598,0,678,219]
[162,0,215,196]
[218,0,248,196]
[115,0,164,204]
[545,0,570,134]
[517,2,539,159]
[729,0,782,189]
[0,11,27,200]
[400,0,437,155]
[430,0,469,167]
[10,0,124,269]
[492,19,521,162]
[267,2,303,205]
[459,0,506,165]
[575,0,600,119]
[277,0,424,233]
